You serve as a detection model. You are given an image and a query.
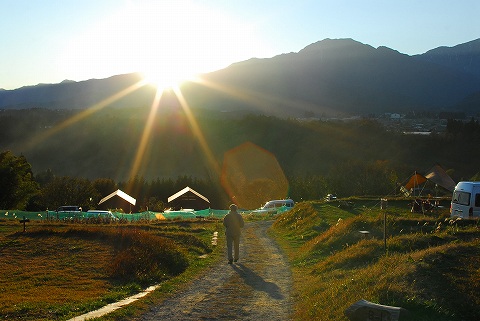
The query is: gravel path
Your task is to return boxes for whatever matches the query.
[138,220,293,321]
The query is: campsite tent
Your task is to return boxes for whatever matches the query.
[402,164,455,197]
[425,164,456,192]
[404,172,428,192]
[98,189,137,213]
[167,186,210,210]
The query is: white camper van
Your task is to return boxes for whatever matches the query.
[450,181,480,218]
[252,199,295,214]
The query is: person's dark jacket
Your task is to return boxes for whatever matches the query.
[223,211,244,237]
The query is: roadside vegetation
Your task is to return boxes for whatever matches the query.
[271,199,480,321]
[0,218,222,321]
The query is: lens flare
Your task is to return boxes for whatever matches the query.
[221,142,289,209]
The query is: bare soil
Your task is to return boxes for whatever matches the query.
[137,220,293,320]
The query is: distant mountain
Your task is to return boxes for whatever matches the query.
[1,38,480,116]
[182,38,480,116]
[414,39,480,113]
[414,38,480,78]
[0,73,156,110]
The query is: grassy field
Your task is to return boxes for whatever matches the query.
[0,218,223,320]
[271,198,480,321]
[2,200,479,321]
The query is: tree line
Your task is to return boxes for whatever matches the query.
[1,149,445,212]
[2,110,479,211]
[1,150,227,211]
[446,117,480,141]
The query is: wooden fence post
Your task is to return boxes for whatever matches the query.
[19,216,30,232]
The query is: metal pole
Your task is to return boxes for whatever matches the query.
[381,199,387,253]
[384,209,386,253]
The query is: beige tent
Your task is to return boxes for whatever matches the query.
[424,164,456,192]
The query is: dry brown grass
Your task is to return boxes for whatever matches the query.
[0,219,215,320]
[272,200,480,321]
[0,224,114,319]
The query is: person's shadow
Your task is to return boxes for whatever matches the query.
[232,263,284,300]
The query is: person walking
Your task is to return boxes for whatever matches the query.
[223,204,244,264]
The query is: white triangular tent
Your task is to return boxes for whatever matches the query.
[99,189,136,206]
[98,189,137,212]
[167,186,210,210]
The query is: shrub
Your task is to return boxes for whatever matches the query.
[16,226,189,285]
[108,229,189,283]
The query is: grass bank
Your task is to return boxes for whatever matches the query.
[270,199,480,321]
[0,218,223,320]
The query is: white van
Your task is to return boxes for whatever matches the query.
[451,182,480,218]
[253,199,295,214]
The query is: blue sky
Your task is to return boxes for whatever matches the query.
[1,0,479,90]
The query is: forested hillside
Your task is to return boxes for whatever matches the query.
[1,107,479,183]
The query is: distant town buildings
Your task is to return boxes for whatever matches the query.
[299,110,477,136]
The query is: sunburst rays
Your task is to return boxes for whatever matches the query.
[19,80,147,152]
[191,76,335,117]
[26,72,296,206]
[127,84,164,182]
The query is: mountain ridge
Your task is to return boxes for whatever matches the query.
[414,38,480,76]
[1,38,480,116]
[187,38,480,116]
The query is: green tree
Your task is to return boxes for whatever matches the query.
[35,168,55,186]
[92,178,118,202]
[40,176,99,210]
[289,175,328,201]
[143,196,165,212]
[0,151,39,209]
[327,160,397,197]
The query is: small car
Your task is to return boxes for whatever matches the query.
[55,206,82,219]
[325,194,337,201]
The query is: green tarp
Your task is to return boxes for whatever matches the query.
[0,206,292,222]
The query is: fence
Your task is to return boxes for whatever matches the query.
[0,206,292,222]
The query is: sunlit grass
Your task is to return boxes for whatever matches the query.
[271,199,480,321]
[0,220,218,320]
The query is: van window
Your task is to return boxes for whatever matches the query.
[452,191,470,206]
[475,194,480,207]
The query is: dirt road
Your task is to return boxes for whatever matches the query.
[138,220,293,321]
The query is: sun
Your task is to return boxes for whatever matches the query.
[142,74,181,91]
[140,67,195,91]
[59,0,270,90]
